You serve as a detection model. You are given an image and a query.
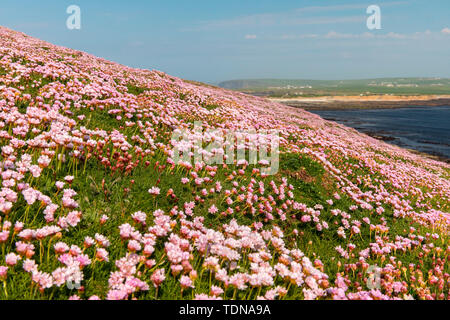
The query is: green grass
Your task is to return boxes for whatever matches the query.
[218,78,450,97]
[126,83,147,95]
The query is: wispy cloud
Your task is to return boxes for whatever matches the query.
[442,27,450,35]
[183,14,365,31]
[278,30,440,41]
[244,34,257,40]
[182,1,408,31]
[293,1,409,13]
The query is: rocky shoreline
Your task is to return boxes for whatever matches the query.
[363,132,450,164]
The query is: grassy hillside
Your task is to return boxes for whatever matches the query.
[218,78,450,97]
[0,26,448,300]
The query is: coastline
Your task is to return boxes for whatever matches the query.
[269,95,450,110]
[304,105,450,164]
[364,131,450,164]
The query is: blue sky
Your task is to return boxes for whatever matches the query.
[0,0,449,82]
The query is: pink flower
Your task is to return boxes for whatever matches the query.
[69,245,82,256]
[301,215,311,223]
[14,222,24,233]
[131,211,147,225]
[5,253,20,266]
[38,155,51,168]
[148,187,160,195]
[43,204,58,223]
[0,231,8,243]
[29,165,42,178]
[64,176,74,184]
[96,248,109,262]
[107,289,128,300]
[84,236,95,248]
[180,275,194,289]
[23,259,37,273]
[210,285,224,296]
[194,294,222,300]
[208,205,218,214]
[76,254,92,267]
[0,202,12,214]
[119,223,135,240]
[151,268,166,287]
[127,240,141,252]
[351,226,361,234]
[0,266,8,281]
[100,214,109,225]
[22,188,38,205]
[95,234,111,248]
[55,181,65,189]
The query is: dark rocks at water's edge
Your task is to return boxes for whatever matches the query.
[365,132,396,142]
[404,149,450,164]
[358,131,450,164]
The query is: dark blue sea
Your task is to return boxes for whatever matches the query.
[310,106,450,161]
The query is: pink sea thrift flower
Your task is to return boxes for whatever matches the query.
[210,285,224,296]
[208,205,218,214]
[151,268,166,287]
[148,187,160,195]
[0,266,8,280]
[131,211,147,225]
[180,275,194,289]
[127,240,141,252]
[55,181,65,189]
[5,253,20,266]
[23,259,37,273]
[64,176,74,184]
[96,248,109,262]
[100,214,109,225]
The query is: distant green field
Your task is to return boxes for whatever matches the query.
[217,78,450,97]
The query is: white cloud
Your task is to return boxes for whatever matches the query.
[277,30,442,41]
[281,34,318,40]
[183,14,364,31]
[442,27,450,35]
[324,31,357,39]
[293,1,408,13]
[182,1,409,32]
[183,4,407,31]
[384,32,407,39]
[245,34,257,39]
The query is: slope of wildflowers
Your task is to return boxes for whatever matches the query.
[0,27,448,300]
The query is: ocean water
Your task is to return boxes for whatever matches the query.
[310,106,450,160]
